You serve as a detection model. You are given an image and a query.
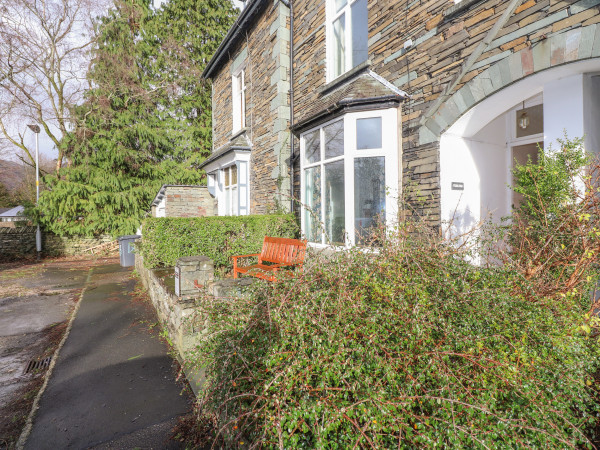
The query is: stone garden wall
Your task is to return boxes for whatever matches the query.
[0,227,113,260]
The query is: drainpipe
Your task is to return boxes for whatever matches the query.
[285,0,295,213]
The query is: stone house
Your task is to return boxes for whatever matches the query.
[204,0,600,245]
[150,185,216,218]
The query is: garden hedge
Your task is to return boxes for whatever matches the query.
[140,214,299,271]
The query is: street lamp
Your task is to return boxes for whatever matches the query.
[27,124,41,260]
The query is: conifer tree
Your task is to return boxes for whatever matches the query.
[37,0,237,236]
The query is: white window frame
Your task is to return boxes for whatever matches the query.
[325,0,368,82]
[300,108,399,248]
[204,150,251,216]
[232,68,246,133]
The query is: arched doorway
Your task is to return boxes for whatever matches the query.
[440,60,600,237]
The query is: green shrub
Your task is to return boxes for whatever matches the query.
[140,214,299,271]
[192,226,600,448]
[187,138,600,447]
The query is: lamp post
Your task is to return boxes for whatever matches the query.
[27,124,41,260]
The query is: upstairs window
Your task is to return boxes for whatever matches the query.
[232,69,246,133]
[328,0,368,81]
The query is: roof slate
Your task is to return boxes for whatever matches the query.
[200,133,252,169]
[293,70,408,133]
[0,205,24,217]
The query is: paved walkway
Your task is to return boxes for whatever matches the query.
[24,263,190,449]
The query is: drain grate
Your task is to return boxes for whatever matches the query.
[25,357,52,374]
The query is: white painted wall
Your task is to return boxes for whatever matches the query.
[584,75,600,155]
[543,74,585,152]
[440,114,507,237]
[156,197,166,218]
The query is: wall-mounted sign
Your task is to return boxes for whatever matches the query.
[451,182,464,191]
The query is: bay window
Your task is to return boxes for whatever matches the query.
[301,108,399,246]
[204,150,250,216]
[327,0,368,80]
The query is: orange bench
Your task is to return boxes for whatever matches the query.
[232,236,307,282]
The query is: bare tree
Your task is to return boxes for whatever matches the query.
[0,0,107,175]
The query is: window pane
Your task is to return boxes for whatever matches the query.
[324,120,344,159]
[351,0,368,68]
[231,164,238,185]
[304,167,322,243]
[335,0,347,13]
[224,167,230,187]
[354,157,385,245]
[304,130,321,164]
[233,187,238,215]
[333,15,345,79]
[356,117,382,149]
[225,187,231,215]
[515,104,543,138]
[324,160,345,244]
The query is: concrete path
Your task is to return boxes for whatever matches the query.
[24,263,190,449]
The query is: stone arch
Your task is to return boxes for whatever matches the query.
[420,23,600,145]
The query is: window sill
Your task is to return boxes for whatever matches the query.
[319,60,372,96]
[443,0,486,19]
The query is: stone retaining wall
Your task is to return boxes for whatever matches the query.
[135,252,256,394]
[0,227,113,259]
[135,253,202,361]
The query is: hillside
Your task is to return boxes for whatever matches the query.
[0,159,26,193]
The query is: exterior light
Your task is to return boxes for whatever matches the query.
[518,101,529,130]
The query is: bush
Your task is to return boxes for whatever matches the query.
[192,223,600,448]
[140,214,299,271]
[187,137,600,447]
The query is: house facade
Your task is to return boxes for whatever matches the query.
[204,0,600,244]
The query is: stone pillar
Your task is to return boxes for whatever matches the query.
[175,256,214,297]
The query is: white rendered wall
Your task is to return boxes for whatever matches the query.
[543,75,585,152]
[440,114,507,237]
[156,197,166,218]
[584,75,600,155]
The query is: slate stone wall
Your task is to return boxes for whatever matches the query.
[0,227,113,259]
[211,2,292,214]
[290,0,600,225]
[164,186,217,218]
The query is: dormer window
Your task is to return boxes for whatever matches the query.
[327,0,368,81]
[232,69,246,133]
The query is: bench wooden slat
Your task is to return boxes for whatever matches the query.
[233,236,307,281]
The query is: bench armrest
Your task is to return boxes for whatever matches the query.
[231,253,261,260]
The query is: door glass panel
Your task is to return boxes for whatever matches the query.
[356,117,382,149]
[324,120,344,159]
[512,142,541,210]
[304,167,322,243]
[354,157,385,245]
[515,104,543,138]
[305,130,321,164]
[351,0,368,68]
[333,15,346,79]
[324,160,345,244]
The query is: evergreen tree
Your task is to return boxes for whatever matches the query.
[37,0,237,237]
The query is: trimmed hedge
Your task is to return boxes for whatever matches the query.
[140,214,299,271]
